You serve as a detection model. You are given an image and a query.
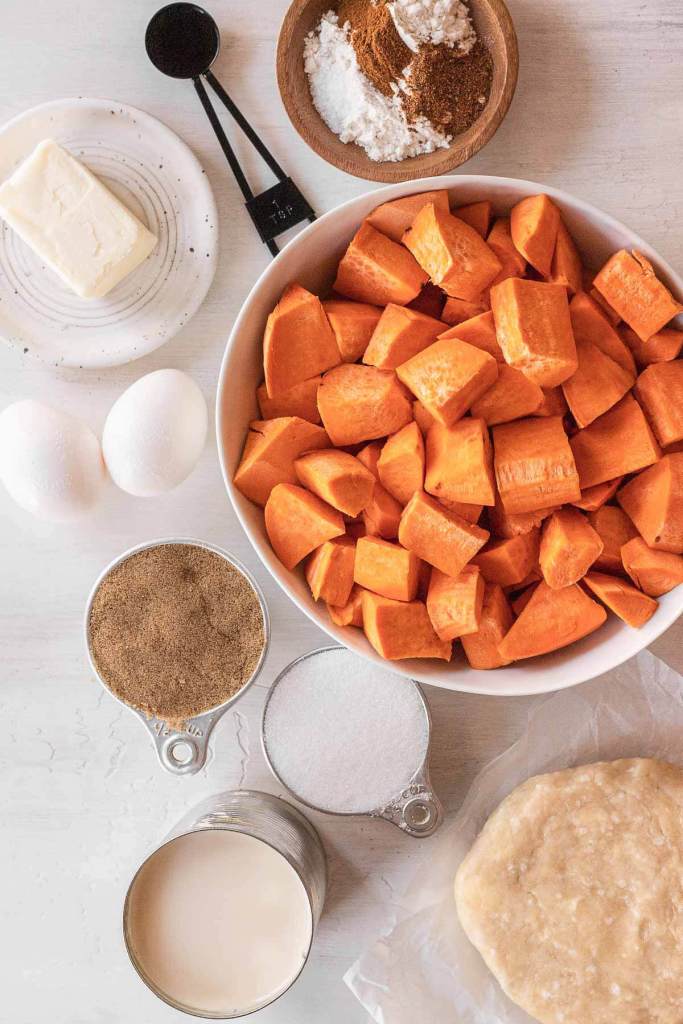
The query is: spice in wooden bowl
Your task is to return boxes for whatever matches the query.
[87,542,267,727]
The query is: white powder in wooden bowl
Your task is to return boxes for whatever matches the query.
[388,0,476,52]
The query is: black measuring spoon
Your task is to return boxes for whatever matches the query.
[146,2,315,257]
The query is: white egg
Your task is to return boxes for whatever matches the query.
[0,400,105,521]
[103,369,208,497]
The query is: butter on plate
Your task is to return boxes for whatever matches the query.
[0,139,157,299]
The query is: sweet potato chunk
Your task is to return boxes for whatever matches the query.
[573,477,623,512]
[425,418,496,506]
[318,364,413,446]
[488,217,527,277]
[441,296,487,326]
[549,219,583,295]
[569,292,636,376]
[583,572,658,628]
[620,324,683,367]
[426,565,484,640]
[334,222,427,307]
[532,387,569,418]
[294,449,375,516]
[323,300,382,363]
[570,395,661,488]
[490,278,578,387]
[327,584,364,627]
[363,481,403,540]
[396,337,498,427]
[588,506,638,574]
[264,284,340,397]
[498,581,606,660]
[413,400,436,434]
[356,441,381,479]
[617,454,683,553]
[589,285,621,325]
[365,189,450,243]
[474,529,541,587]
[510,194,560,277]
[306,536,356,605]
[461,583,515,669]
[403,204,502,301]
[539,508,603,588]
[256,376,321,424]
[470,364,544,425]
[361,592,452,660]
[453,200,492,238]
[439,311,504,361]
[620,537,683,597]
[377,422,425,505]
[399,491,489,577]
[488,498,557,538]
[493,417,581,514]
[354,535,420,602]
[593,249,683,342]
[233,417,329,506]
[634,361,683,446]
[561,339,634,428]
[363,303,445,369]
[265,483,345,569]
[438,499,484,523]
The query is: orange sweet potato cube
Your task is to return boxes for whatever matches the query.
[634,361,683,446]
[439,311,504,362]
[256,377,322,424]
[365,189,450,243]
[487,217,527,277]
[426,565,484,641]
[294,449,375,517]
[327,584,365,627]
[532,387,569,418]
[334,222,427,307]
[561,339,634,428]
[306,536,356,605]
[398,491,489,577]
[510,194,560,277]
[549,219,583,295]
[461,583,515,669]
[617,454,683,553]
[569,292,636,375]
[488,497,557,538]
[570,395,661,488]
[589,284,622,325]
[572,477,623,512]
[323,300,383,363]
[233,417,330,507]
[620,324,683,367]
[363,303,445,369]
[263,283,340,397]
[413,400,436,434]
[441,296,487,326]
[356,441,381,479]
[402,204,502,301]
[396,337,498,427]
[317,363,413,446]
[539,508,603,588]
[470,364,544,425]
[425,418,496,506]
[437,498,484,523]
[377,421,425,505]
[620,537,683,597]
[588,505,637,575]
[474,529,541,588]
[453,200,492,238]
[493,416,581,514]
[593,249,683,342]
[354,535,420,602]
[490,278,578,387]
[363,482,403,540]
[361,592,452,660]
[498,581,606,661]
[583,572,658,628]
[265,483,345,570]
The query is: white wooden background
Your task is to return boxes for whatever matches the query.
[1,2,682,1022]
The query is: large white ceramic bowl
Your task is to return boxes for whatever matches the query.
[217,175,683,697]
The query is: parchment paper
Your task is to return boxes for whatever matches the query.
[345,650,683,1024]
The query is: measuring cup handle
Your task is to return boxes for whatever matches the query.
[137,712,216,776]
[375,782,444,838]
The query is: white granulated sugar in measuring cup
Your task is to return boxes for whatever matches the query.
[262,648,430,814]
[303,11,450,162]
[388,0,477,52]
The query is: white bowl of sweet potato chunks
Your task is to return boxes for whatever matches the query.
[217,176,683,696]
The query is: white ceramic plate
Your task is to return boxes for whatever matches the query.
[217,175,683,697]
[0,98,218,368]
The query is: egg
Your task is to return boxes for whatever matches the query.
[0,400,106,521]
[103,369,208,497]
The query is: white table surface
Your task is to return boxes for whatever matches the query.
[1,2,682,1022]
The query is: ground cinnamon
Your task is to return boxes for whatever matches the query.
[403,40,493,133]
[88,544,265,726]
[337,0,412,96]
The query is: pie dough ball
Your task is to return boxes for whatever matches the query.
[455,759,683,1024]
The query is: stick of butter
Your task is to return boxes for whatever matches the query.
[0,139,158,299]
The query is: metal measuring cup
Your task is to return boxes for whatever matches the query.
[261,647,443,838]
[123,789,327,1018]
[84,538,270,776]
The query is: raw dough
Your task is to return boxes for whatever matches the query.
[454,759,683,1024]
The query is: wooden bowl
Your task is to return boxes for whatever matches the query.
[276,0,519,183]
